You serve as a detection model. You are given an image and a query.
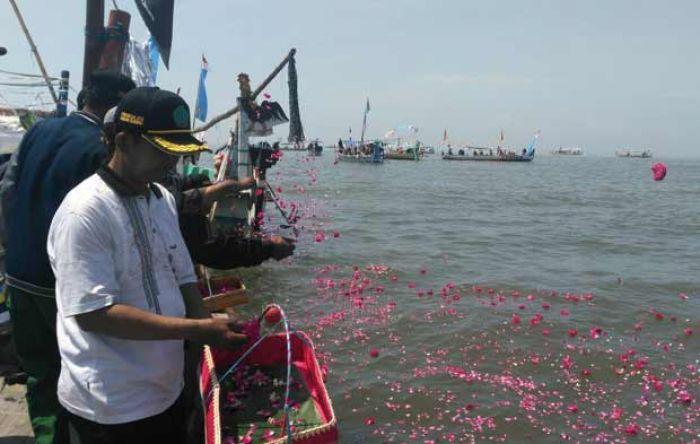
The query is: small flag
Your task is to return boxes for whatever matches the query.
[365,98,371,113]
[147,36,159,86]
[194,54,208,122]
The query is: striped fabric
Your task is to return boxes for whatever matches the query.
[122,197,162,314]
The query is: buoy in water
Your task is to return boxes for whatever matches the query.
[651,163,667,181]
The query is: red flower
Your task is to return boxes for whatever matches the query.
[369,348,380,358]
[511,314,521,325]
[624,423,640,436]
[567,328,578,338]
[684,327,693,337]
[567,404,579,413]
[364,416,376,426]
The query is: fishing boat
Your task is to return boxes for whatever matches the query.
[551,147,583,156]
[616,149,652,158]
[384,146,422,161]
[337,142,384,163]
[337,98,384,163]
[442,130,540,162]
[382,125,422,161]
[307,140,323,156]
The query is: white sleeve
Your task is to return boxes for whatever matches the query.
[49,207,119,317]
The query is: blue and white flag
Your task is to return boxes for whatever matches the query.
[148,36,160,86]
[194,54,208,122]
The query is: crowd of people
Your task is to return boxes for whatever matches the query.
[0,71,294,444]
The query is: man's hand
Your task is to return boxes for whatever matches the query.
[268,235,295,261]
[234,176,255,191]
[195,317,248,350]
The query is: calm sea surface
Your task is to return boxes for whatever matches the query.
[231,151,699,443]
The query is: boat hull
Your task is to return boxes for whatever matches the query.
[384,152,421,161]
[441,154,533,162]
[337,154,383,163]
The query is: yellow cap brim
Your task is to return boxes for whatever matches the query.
[142,134,210,156]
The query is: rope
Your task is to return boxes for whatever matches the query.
[0,69,59,81]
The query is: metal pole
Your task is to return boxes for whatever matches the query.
[8,0,59,105]
[56,70,70,117]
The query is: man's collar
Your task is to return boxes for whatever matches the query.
[72,110,102,127]
[97,166,162,199]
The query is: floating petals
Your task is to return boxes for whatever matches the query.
[651,162,667,181]
[511,314,521,325]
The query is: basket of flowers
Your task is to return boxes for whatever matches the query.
[199,275,249,312]
[199,305,338,444]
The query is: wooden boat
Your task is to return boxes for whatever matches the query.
[442,151,534,162]
[337,152,383,163]
[616,149,652,158]
[384,147,421,161]
[307,141,323,156]
[337,141,384,163]
[200,306,338,444]
[551,147,583,156]
[442,130,539,163]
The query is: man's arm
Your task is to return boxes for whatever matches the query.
[75,304,246,349]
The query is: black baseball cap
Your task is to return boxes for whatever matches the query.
[115,87,208,155]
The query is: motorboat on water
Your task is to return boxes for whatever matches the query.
[615,149,652,158]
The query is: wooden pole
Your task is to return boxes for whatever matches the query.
[192,48,296,134]
[83,0,105,88]
[8,0,59,106]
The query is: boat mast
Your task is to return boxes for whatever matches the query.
[8,0,59,106]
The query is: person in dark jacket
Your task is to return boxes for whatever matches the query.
[0,71,135,444]
[103,110,295,270]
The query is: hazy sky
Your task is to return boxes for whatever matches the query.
[1,0,699,156]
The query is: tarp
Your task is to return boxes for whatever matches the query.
[134,0,173,69]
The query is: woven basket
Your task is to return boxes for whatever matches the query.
[199,276,249,312]
[200,332,338,444]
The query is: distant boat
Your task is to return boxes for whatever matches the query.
[337,142,384,163]
[616,149,652,158]
[551,147,583,156]
[384,146,422,161]
[442,130,539,163]
[307,140,323,156]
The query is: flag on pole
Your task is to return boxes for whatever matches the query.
[147,36,160,86]
[443,129,448,142]
[365,98,371,113]
[194,54,208,122]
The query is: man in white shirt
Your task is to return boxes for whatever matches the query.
[48,87,246,444]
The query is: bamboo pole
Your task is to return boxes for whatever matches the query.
[8,0,59,106]
[192,48,296,134]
